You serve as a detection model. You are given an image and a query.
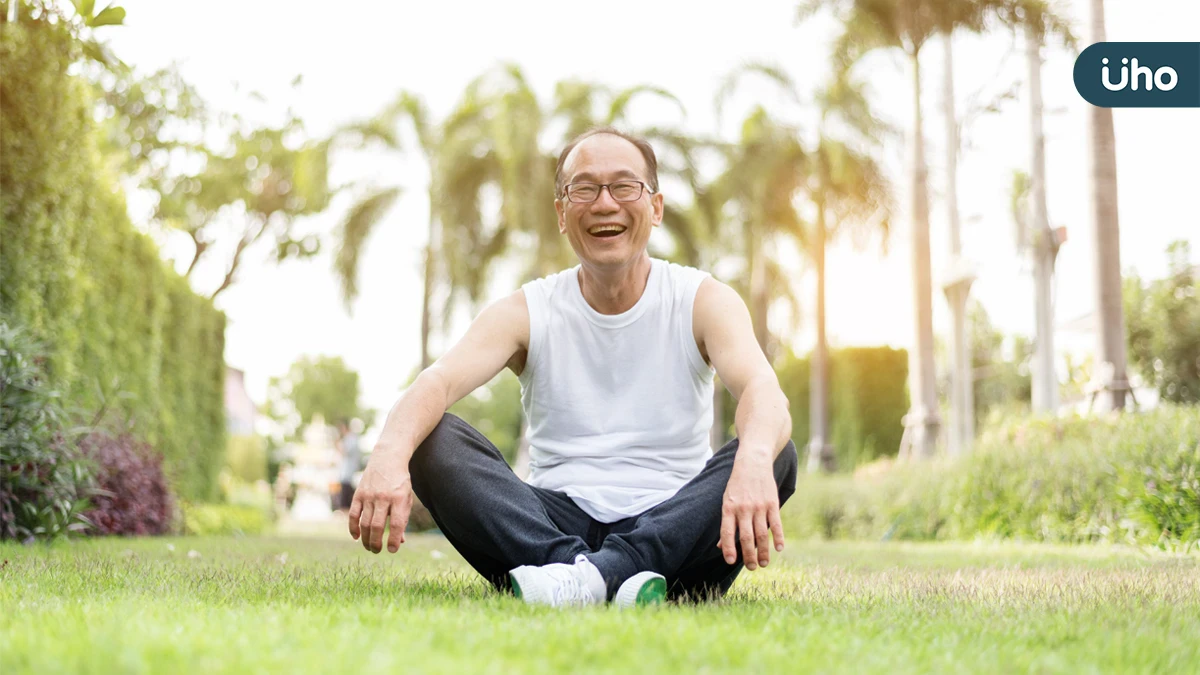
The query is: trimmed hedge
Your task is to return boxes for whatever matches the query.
[750,346,908,470]
[180,503,271,537]
[225,435,268,484]
[781,405,1200,550]
[1,11,226,500]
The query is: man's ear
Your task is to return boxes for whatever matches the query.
[651,191,664,227]
[555,198,567,234]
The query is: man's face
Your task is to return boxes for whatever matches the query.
[555,134,664,270]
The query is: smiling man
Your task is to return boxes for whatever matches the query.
[349,128,797,606]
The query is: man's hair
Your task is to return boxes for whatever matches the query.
[554,127,659,198]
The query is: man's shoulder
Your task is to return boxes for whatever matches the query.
[519,266,579,308]
[691,276,747,331]
[657,258,712,285]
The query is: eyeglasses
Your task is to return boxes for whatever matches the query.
[561,180,653,203]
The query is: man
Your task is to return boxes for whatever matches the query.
[349,127,797,607]
[335,420,361,513]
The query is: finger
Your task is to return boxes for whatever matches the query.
[768,506,786,552]
[387,501,408,553]
[368,502,389,553]
[754,511,771,568]
[738,514,757,570]
[719,506,737,564]
[348,493,364,540]
[358,502,375,551]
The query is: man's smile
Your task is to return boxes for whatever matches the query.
[586,223,628,239]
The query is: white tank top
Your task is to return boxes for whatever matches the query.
[518,257,715,523]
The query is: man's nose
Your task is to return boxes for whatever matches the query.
[589,186,621,212]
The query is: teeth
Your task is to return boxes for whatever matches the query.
[588,225,626,235]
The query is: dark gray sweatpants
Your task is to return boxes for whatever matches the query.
[408,413,798,601]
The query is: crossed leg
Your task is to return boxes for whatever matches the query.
[408,413,798,600]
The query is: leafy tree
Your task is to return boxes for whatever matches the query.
[1125,241,1200,404]
[88,57,334,299]
[448,371,524,464]
[264,356,375,440]
[968,300,1032,421]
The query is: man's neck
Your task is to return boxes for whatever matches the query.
[577,255,653,315]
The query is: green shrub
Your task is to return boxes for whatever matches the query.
[769,346,909,470]
[225,435,268,484]
[1,10,226,500]
[0,322,94,541]
[782,405,1200,550]
[180,503,271,537]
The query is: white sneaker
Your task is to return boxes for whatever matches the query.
[509,555,669,608]
[509,554,606,607]
[613,571,668,608]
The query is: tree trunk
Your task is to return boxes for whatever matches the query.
[747,232,770,359]
[807,203,833,472]
[1026,22,1059,414]
[905,50,941,459]
[711,377,725,452]
[1087,0,1128,411]
[942,30,974,456]
[420,198,436,371]
[514,413,531,480]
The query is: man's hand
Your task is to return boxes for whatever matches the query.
[348,448,413,554]
[718,451,784,571]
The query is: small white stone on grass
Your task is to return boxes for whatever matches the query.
[187,550,201,559]
[431,550,445,560]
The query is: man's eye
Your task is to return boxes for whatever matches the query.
[610,183,640,199]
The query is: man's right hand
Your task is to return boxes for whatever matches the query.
[347,448,413,554]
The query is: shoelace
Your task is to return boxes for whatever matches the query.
[550,572,592,606]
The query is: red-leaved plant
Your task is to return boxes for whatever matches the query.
[80,432,174,536]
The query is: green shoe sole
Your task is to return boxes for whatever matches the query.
[634,576,667,605]
[615,571,667,607]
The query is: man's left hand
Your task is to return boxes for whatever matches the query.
[718,450,784,571]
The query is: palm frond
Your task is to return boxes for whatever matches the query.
[714,61,802,127]
[607,85,686,125]
[381,91,435,156]
[334,186,402,307]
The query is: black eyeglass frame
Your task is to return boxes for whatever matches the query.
[559,180,655,203]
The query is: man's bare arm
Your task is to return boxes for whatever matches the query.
[349,289,529,553]
[693,277,792,571]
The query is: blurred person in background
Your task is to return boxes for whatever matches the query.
[335,420,361,514]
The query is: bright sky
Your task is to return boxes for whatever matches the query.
[104,0,1200,422]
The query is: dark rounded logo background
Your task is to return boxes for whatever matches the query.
[1074,42,1199,108]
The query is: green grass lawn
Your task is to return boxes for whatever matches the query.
[2,533,1198,674]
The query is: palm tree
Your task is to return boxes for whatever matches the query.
[646,130,734,450]
[798,0,1050,459]
[936,4,984,456]
[331,92,435,369]
[710,108,807,360]
[718,64,892,470]
[1086,0,1127,411]
[796,0,944,459]
[714,65,811,360]
[805,75,893,472]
